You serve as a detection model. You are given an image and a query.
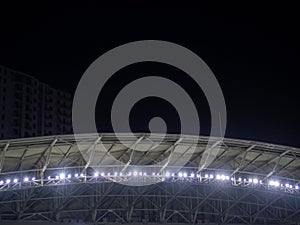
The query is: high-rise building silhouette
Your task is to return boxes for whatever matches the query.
[0,65,72,140]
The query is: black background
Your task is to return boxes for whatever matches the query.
[0,3,299,146]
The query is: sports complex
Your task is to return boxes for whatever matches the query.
[0,133,299,224]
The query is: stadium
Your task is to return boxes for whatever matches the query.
[0,133,299,225]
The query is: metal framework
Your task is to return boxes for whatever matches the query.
[0,133,300,225]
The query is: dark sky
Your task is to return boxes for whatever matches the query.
[0,4,299,147]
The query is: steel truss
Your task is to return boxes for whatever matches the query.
[0,181,300,224]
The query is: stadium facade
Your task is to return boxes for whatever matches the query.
[0,133,299,225]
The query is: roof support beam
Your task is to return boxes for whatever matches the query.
[120,136,144,172]
[83,136,102,171]
[0,142,10,173]
[159,138,182,173]
[198,140,222,172]
[232,145,256,175]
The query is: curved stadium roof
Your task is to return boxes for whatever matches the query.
[0,133,300,224]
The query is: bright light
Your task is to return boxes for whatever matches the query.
[94,172,99,177]
[107,173,111,176]
[178,172,183,178]
[143,172,147,176]
[183,173,187,178]
[274,182,280,187]
[48,176,51,180]
[285,183,290,188]
[171,173,175,177]
[249,178,253,183]
[225,176,230,181]
[114,172,118,176]
[128,172,132,176]
[67,174,72,179]
[290,185,293,188]
[59,173,65,179]
[296,186,299,190]
[139,172,142,176]
[133,171,138,176]
[152,172,155,176]
[216,175,221,180]
[190,173,195,178]
[13,178,18,183]
[165,172,171,178]
[0,180,3,185]
[205,174,209,178]
[101,172,105,176]
[55,175,59,180]
[238,178,242,182]
[32,177,36,181]
[210,174,214,179]
[197,174,201,178]
[75,173,79,178]
[80,173,84,177]
[24,177,29,182]
[221,175,226,181]
[120,172,123,176]
[253,179,258,184]
[6,179,11,184]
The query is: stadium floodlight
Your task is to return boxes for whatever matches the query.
[210,174,214,179]
[107,173,111,176]
[172,173,175,177]
[24,177,29,182]
[6,179,11,184]
[48,176,51,180]
[225,176,230,181]
[249,178,253,183]
[94,172,99,177]
[13,179,18,183]
[55,176,59,180]
[128,172,132,176]
[238,178,242,182]
[67,174,72,179]
[178,172,183,178]
[221,175,226,181]
[120,172,123,176]
[139,172,142,176]
[296,186,299,190]
[143,172,147,176]
[190,173,195,178]
[133,171,138,176]
[32,177,36,181]
[253,179,258,184]
[183,173,187,178]
[205,174,209,178]
[101,172,105,177]
[259,180,263,184]
[285,183,290,188]
[196,174,201,178]
[80,173,84,177]
[165,172,171,178]
[290,185,293,188]
[59,173,65,180]
[216,175,221,180]
[75,173,79,178]
[274,181,280,187]
[114,172,118,176]
[0,180,3,185]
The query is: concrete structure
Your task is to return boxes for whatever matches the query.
[0,133,299,224]
[0,65,72,139]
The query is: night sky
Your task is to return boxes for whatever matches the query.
[0,4,299,147]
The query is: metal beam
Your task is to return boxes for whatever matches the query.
[0,142,10,173]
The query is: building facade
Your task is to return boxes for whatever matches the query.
[0,65,72,140]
